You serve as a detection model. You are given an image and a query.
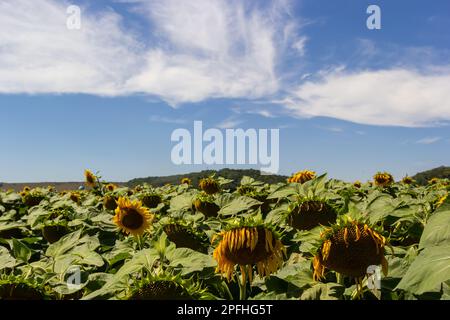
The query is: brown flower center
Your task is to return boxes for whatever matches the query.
[121,209,144,230]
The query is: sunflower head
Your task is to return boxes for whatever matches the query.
[0,275,49,300]
[437,194,448,208]
[401,176,415,185]
[22,186,31,193]
[127,272,211,300]
[21,189,45,207]
[42,224,69,244]
[69,192,80,204]
[163,221,209,253]
[193,192,220,217]
[373,172,394,187]
[428,177,440,185]
[353,181,362,188]
[103,195,118,211]
[287,170,316,184]
[213,220,286,286]
[105,183,117,192]
[199,177,220,195]
[141,193,162,209]
[313,218,388,281]
[47,186,55,192]
[237,184,257,196]
[84,170,97,188]
[113,197,154,236]
[181,177,192,185]
[287,198,337,231]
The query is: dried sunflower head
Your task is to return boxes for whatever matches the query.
[212,219,286,286]
[199,177,220,195]
[313,218,388,281]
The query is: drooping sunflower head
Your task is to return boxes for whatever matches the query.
[287,170,316,184]
[0,275,49,300]
[113,197,154,236]
[127,272,211,300]
[401,176,415,185]
[193,192,220,217]
[103,195,118,211]
[84,170,97,187]
[141,193,162,209]
[42,223,69,244]
[162,220,209,253]
[373,172,394,187]
[69,192,80,204]
[199,177,220,194]
[287,198,337,231]
[212,220,286,286]
[181,177,192,185]
[313,218,388,281]
[237,184,257,196]
[21,189,46,207]
[22,186,31,193]
[353,181,362,188]
[47,186,55,192]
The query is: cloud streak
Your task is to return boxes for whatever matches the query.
[416,137,442,144]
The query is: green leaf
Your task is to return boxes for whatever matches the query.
[396,245,450,295]
[9,238,32,263]
[218,196,261,216]
[46,229,83,257]
[166,247,215,275]
[82,248,159,300]
[300,282,345,300]
[267,185,297,200]
[0,246,16,269]
[419,206,450,249]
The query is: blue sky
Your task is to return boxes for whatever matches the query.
[1,0,449,182]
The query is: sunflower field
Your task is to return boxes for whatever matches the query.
[0,170,449,300]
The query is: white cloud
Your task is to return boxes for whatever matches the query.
[416,137,442,144]
[0,0,300,104]
[284,67,450,127]
[0,0,143,95]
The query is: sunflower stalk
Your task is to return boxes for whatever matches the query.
[238,274,247,300]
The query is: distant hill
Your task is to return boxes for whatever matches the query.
[412,166,450,185]
[127,168,288,190]
[1,182,85,192]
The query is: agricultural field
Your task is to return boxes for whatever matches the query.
[0,170,449,300]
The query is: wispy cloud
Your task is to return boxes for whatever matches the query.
[149,115,187,124]
[316,126,343,133]
[0,0,302,105]
[216,116,244,129]
[416,137,442,144]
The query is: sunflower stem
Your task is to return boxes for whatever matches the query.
[238,276,247,300]
[336,273,345,285]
